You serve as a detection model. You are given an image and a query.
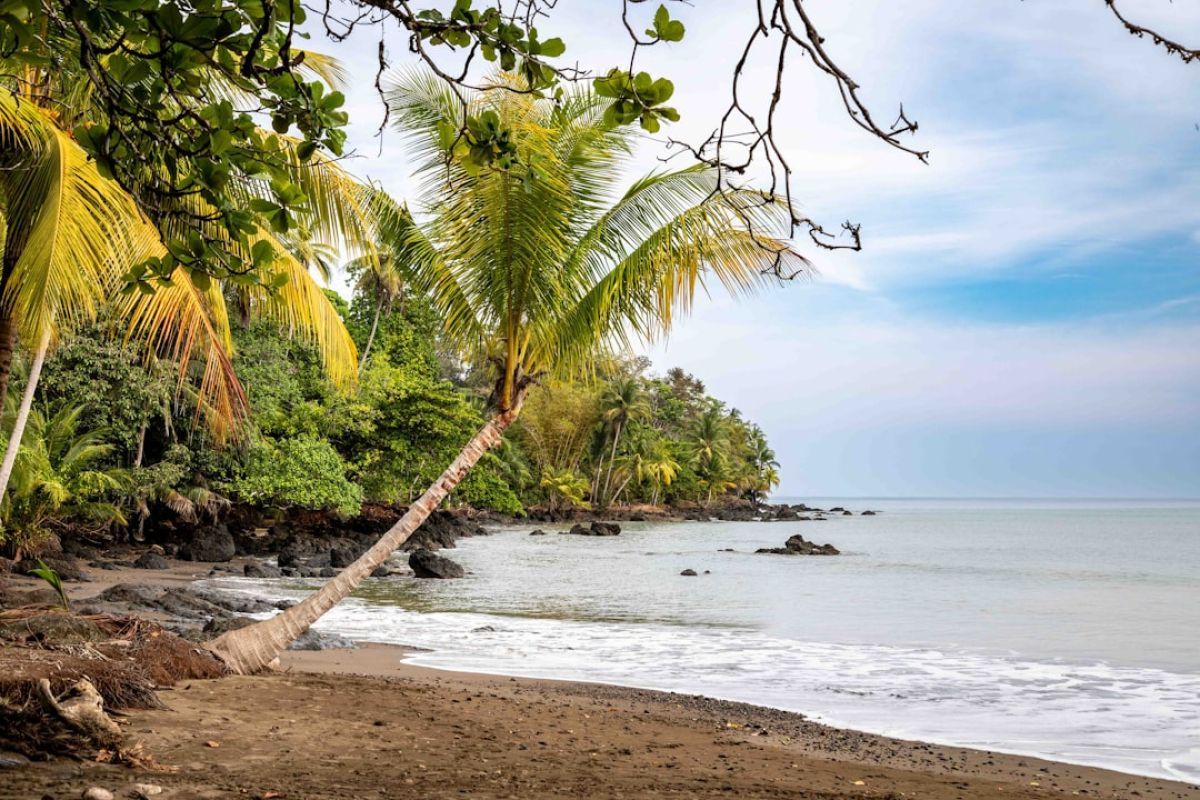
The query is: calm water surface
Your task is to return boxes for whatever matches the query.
[217,499,1200,783]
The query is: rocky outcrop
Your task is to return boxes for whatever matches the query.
[177,525,236,563]
[565,521,621,536]
[680,569,698,576]
[408,549,465,579]
[756,534,839,556]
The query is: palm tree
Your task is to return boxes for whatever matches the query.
[747,429,780,503]
[539,466,590,513]
[1,37,372,435]
[206,70,810,674]
[344,193,420,372]
[597,377,650,507]
[693,405,731,505]
[0,92,161,504]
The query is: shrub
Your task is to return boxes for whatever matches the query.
[226,435,362,516]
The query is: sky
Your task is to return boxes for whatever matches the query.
[311,0,1200,498]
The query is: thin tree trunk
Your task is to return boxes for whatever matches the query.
[357,296,384,373]
[0,328,50,505]
[601,420,622,508]
[206,401,524,675]
[133,423,147,468]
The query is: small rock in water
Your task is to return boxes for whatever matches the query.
[409,548,465,579]
[81,788,114,800]
[680,569,698,576]
[529,529,547,536]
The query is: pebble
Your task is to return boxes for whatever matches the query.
[132,784,163,797]
[81,788,114,800]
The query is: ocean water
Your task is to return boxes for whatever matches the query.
[215,499,1200,783]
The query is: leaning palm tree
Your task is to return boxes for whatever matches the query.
[206,70,812,674]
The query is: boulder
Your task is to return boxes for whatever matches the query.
[177,524,236,563]
[329,544,358,569]
[565,521,621,536]
[529,529,547,536]
[842,510,853,516]
[243,561,282,579]
[409,548,465,579]
[133,552,169,570]
[680,569,698,576]
[862,510,877,516]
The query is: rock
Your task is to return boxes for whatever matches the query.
[529,529,547,536]
[148,544,165,556]
[0,557,11,575]
[281,567,299,577]
[718,548,735,552]
[288,629,357,651]
[15,556,87,582]
[89,560,121,570]
[757,534,839,556]
[842,510,853,516]
[829,507,845,513]
[329,545,357,569]
[409,548,465,579]
[131,784,163,798]
[201,616,256,636]
[277,542,305,569]
[81,788,114,800]
[243,561,282,579]
[0,751,30,768]
[565,521,621,536]
[318,566,337,578]
[862,510,877,516]
[177,524,236,562]
[680,569,698,576]
[133,552,169,570]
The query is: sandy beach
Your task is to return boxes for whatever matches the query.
[4,560,1200,799]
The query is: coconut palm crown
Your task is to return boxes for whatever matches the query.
[206,70,812,674]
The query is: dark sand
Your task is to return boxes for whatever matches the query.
[4,562,1199,799]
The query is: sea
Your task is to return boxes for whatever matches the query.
[213,498,1200,784]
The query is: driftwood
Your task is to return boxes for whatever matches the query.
[36,677,122,746]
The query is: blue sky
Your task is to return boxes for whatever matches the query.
[318,0,1200,498]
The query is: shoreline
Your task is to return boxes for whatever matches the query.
[5,557,1199,797]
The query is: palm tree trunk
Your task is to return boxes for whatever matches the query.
[601,420,622,508]
[206,401,524,675]
[357,295,385,373]
[0,328,51,505]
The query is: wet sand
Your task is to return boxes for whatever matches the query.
[5,639,1198,799]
